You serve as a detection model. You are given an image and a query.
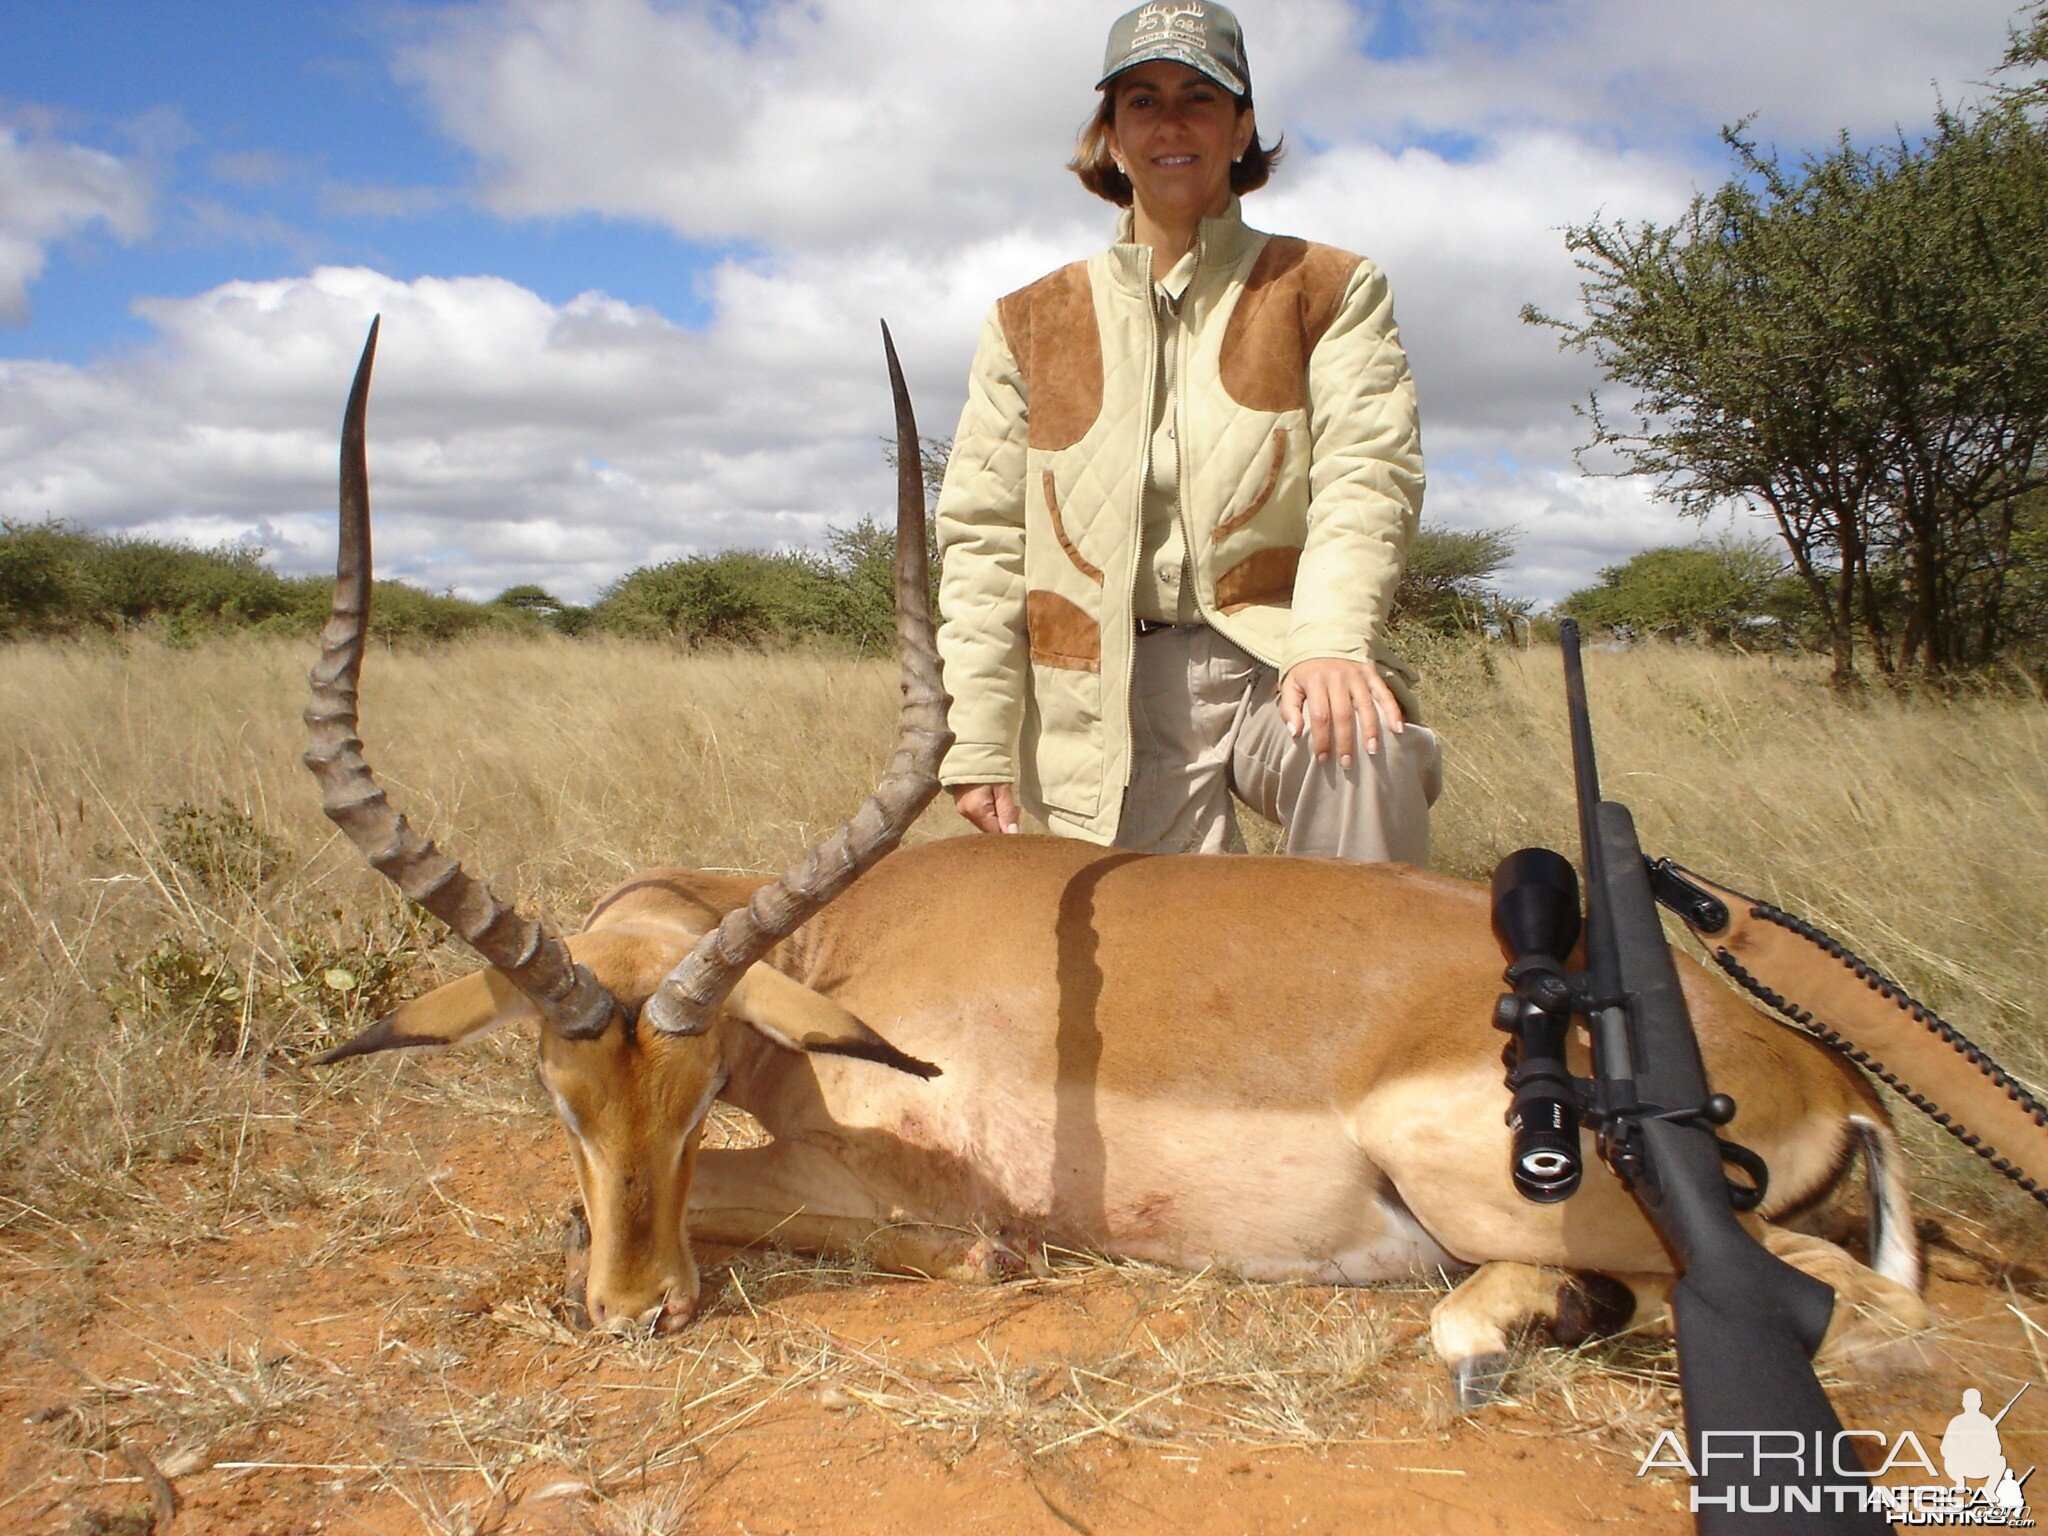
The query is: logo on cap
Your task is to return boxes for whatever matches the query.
[1134,2,1209,46]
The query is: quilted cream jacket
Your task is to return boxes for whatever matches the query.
[935,200,1425,844]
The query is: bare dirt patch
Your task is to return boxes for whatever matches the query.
[5,1101,2042,1536]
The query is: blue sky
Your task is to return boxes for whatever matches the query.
[0,0,2028,603]
[6,2,728,360]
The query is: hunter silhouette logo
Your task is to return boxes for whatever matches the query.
[1636,1381,2035,1524]
[1134,2,1209,44]
[1941,1388,2033,1518]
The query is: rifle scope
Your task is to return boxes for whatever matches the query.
[1490,847,1586,1203]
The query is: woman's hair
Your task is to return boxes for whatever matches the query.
[1068,90,1284,207]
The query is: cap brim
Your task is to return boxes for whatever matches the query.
[1096,45,1246,98]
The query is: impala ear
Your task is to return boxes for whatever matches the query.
[316,925,674,1065]
[313,968,537,1064]
[725,966,939,1079]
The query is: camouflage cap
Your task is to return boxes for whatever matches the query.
[1096,1,1250,99]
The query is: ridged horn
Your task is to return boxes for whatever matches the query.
[643,321,953,1036]
[302,319,616,1042]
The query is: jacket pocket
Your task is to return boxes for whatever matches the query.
[1214,545,1301,614]
[1023,652,1104,818]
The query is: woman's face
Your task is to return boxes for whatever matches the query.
[1105,61,1254,226]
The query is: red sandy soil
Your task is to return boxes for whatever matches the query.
[4,1106,2042,1536]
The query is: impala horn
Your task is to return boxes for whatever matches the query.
[303,318,616,1056]
[642,322,953,1037]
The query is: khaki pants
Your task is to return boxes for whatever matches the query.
[1115,625,1442,862]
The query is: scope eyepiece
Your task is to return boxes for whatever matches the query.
[1492,848,1590,1206]
[1497,993,1584,1203]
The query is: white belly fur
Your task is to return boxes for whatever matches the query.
[798,1062,1458,1284]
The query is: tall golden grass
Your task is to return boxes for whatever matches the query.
[0,632,2042,1241]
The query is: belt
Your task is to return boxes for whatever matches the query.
[1136,617,1205,636]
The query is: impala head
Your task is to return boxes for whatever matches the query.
[305,318,948,1332]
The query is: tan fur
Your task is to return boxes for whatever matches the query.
[330,834,1926,1376]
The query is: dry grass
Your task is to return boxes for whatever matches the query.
[1,629,2040,1250]
[0,631,2043,1529]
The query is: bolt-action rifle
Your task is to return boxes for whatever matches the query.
[1491,620,1887,1533]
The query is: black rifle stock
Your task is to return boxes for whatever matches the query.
[1490,621,1886,1534]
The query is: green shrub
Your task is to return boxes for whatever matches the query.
[0,520,96,632]
[594,549,840,646]
[157,801,288,895]
[0,519,531,642]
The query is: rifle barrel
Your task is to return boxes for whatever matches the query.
[1561,620,1638,1103]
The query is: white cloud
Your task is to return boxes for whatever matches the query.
[1284,0,2021,149]
[5,0,2022,609]
[0,263,989,603]
[394,0,2022,249]
[0,121,154,322]
[393,0,1119,250]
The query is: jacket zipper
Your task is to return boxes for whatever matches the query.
[1124,256,1157,799]
[1173,304,1202,627]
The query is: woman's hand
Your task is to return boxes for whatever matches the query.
[951,782,1022,835]
[1280,658,1406,769]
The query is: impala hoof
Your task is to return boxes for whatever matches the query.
[969,1234,1032,1284]
[1451,1352,1513,1408]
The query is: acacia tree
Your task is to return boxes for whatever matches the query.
[1529,10,2048,681]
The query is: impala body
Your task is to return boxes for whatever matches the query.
[310,322,1956,1401]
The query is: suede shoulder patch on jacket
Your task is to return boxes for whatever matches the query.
[997,263,1103,452]
[1219,238,1365,413]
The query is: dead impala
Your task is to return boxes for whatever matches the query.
[306,321,2045,1403]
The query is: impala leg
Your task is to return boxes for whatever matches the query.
[1430,1261,1645,1406]
[1556,1231,1929,1371]
[686,1145,1027,1285]
[1759,1227,1930,1372]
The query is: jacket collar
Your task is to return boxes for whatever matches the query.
[1107,198,1256,294]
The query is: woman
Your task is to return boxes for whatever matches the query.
[936,0,1440,860]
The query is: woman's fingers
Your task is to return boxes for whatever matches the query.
[1280,660,1359,766]
[1279,674,1305,739]
[992,783,1021,834]
[950,782,1021,835]
[951,784,995,833]
[1341,670,1374,766]
[1368,665,1406,734]
[1282,659,1404,768]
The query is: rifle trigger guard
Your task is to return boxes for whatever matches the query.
[1592,1096,1771,1210]
[1717,1138,1770,1212]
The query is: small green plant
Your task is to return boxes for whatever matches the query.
[282,910,433,1037]
[156,800,288,895]
[119,937,255,1056]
